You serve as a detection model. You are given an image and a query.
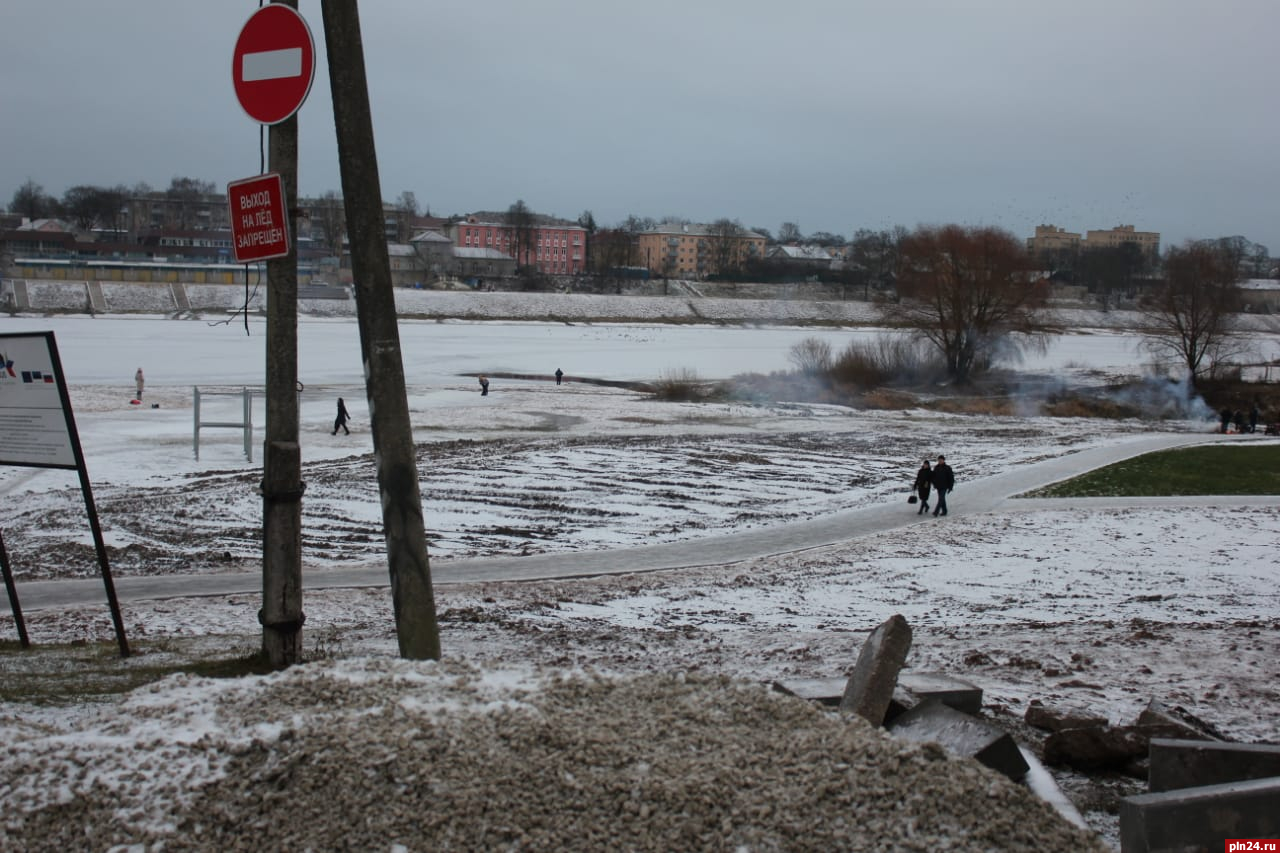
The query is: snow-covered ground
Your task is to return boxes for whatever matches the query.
[0,313,1277,850]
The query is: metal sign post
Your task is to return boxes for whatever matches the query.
[193,387,255,462]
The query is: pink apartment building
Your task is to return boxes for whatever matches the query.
[447,214,587,275]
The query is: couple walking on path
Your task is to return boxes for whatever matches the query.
[912,455,954,517]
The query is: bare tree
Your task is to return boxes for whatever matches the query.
[394,191,419,242]
[850,227,905,299]
[789,337,832,375]
[578,209,597,271]
[60,185,127,234]
[1077,243,1146,310]
[61,185,106,230]
[809,231,846,248]
[1140,240,1243,382]
[10,179,57,220]
[706,218,745,279]
[1247,243,1272,278]
[166,176,215,230]
[777,221,802,244]
[311,190,347,256]
[589,228,633,274]
[506,199,537,270]
[622,214,657,234]
[892,224,1048,383]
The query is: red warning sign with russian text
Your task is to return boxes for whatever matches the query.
[227,172,290,263]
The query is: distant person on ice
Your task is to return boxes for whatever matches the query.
[555,368,564,386]
[931,455,954,517]
[478,375,489,396]
[913,459,933,515]
[134,367,144,401]
[333,397,350,435]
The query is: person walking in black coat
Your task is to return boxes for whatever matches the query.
[555,368,564,386]
[931,455,954,517]
[333,397,350,435]
[913,460,933,515]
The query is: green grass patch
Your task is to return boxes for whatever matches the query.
[1026,445,1280,497]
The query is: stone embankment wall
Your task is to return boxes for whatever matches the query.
[3,278,1279,334]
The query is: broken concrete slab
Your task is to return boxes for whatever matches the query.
[1136,699,1228,742]
[1119,776,1280,853]
[887,700,1030,781]
[885,685,921,724]
[776,669,981,722]
[899,671,983,716]
[839,613,912,725]
[1043,725,1157,772]
[1149,738,1280,793]
[770,677,845,706]
[1024,700,1108,733]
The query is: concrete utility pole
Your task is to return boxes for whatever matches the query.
[260,0,305,668]
[320,0,440,659]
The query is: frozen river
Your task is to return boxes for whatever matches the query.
[0,315,1187,388]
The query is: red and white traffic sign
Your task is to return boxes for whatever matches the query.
[227,173,290,263]
[232,4,316,125]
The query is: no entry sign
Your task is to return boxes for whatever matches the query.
[227,173,290,262]
[232,4,316,125]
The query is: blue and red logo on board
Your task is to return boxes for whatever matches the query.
[0,352,54,384]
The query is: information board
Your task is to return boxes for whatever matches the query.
[0,332,77,469]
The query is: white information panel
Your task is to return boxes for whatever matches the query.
[0,332,77,469]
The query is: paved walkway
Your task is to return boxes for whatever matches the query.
[13,432,1271,611]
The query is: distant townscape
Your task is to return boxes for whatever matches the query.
[2,177,1276,314]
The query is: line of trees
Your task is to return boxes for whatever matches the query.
[887,226,1262,387]
[8,176,221,233]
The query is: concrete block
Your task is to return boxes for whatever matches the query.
[776,670,980,720]
[839,613,912,725]
[770,677,844,706]
[885,685,921,724]
[1137,699,1227,742]
[1025,700,1109,733]
[1149,738,1280,793]
[898,671,983,716]
[887,700,1030,781]
[1120,776,1280,853]
[1044,725,1156,772]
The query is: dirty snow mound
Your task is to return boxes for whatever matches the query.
[2,660,1104,851]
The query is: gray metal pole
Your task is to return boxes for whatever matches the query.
[321,0,440,659]
[0,531,29,648]
[261,12,306,666]
[193,386,201,461]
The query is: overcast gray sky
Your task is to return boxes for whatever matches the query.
[2,1,1276,250]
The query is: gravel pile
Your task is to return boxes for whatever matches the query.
[2,660,1106,851]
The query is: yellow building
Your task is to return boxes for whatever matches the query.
[634,222,767,279]
[1026,224,1081,255]
[1083,224,1160,258]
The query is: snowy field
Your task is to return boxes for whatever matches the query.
[0,313,1277,850]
